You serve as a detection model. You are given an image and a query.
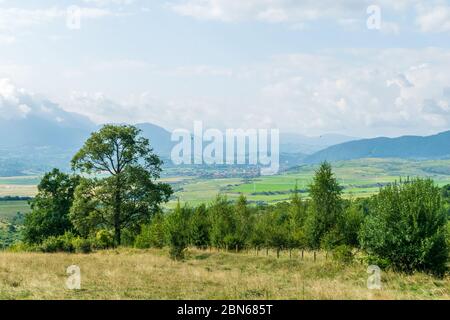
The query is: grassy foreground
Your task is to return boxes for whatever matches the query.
[0,248,448,300]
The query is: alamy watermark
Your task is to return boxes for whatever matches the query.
[67,5,82,30]
[367,265,382,290]
[366,5,381,30]
[66,265,81,290]
[171,121,280,176]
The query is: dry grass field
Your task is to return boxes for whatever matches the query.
[0,248,448,300]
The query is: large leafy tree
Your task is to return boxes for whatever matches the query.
[70,124,173,245]
[360,178,448,276]
[305,161,343,249]
[23,169,80,244]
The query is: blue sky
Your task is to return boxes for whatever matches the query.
[1,0,450,138]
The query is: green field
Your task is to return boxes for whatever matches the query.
[169,158,450,206]
[0,176,39,197]
[0,201,30,222]
[3,158,450,209]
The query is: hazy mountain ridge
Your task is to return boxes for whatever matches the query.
[1,103,450,175]
[305,131,450,163]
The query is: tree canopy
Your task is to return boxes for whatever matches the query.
[70,124,173,245]
[23,169,80,244]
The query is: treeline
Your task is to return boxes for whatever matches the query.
[137,164,449,276]
[6,124,450,277]
[0,196,32,202]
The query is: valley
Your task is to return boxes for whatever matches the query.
[3,158,450,211]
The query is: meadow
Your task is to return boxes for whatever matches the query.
[0,158,449,300]
[0,248,448,300]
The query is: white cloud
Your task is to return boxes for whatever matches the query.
[91,59,151,72]
[82,0,135,6]
[1,45,447,139]
[169,0,417,27]
[61,48,450,137]
[170,0,370,24]
[0,78,92,128]
[0,7,63,32]
[168,0,450,34]
[0,6,121,33]
[0,34,15,44]
[171,65,234,77]
[381,21,401,34]
[416,3,450,33]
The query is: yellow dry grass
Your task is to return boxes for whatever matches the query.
[0,185,37,197]
[0,248,448,300]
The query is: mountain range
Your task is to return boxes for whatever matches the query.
[1,104,450,175]
[305,131,450,164]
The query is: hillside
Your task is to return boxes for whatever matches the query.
[0,248,448,299]
[305,131,450,164]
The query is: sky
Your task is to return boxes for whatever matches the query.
[0,0,450,138]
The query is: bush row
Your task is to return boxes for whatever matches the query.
[9,230,114,254]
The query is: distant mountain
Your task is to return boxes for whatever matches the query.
[305,131,450,164]
[135,123,173,159]
[0,96,97,175]
[0,119,174,175]
[0,116,94,149]
[0,92,177,175]
[280,133,356,154]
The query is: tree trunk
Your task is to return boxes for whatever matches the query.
[113,175,122,247]
[114,223,121,247]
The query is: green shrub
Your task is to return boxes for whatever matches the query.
[40,236,65,253]
[135,214,166,249]
[7,241,38,252]
[120,228,137,247]
[38,232,75,253]
[190,204,211,249]
[166,203,192,260]
[73,238,92,254]
[60,232,76,252]
[446,221,450,247]
[332,245,354,264]
[134,225,152,249]
[93,230,114,249]
[360,179,449,276]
